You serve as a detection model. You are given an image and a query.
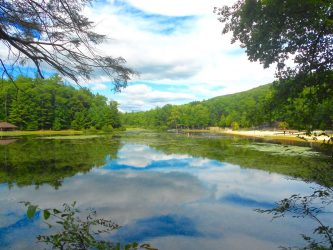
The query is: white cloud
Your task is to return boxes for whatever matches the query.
[92,83,108,90]
[114,83,195,111]
[116,144,190,167]
[0,0,277,111]
[84,0,275,111]
[122,0,236,16]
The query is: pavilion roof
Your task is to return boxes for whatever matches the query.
[0,122,17,129]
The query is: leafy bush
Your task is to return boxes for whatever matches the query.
[231,122,239,131]
[22,202,157,250]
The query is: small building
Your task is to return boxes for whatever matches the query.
[0,122,18,131]
[0,139,17,145]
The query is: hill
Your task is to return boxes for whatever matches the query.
[121,84,273,129]
[201,84,272,127]
[122,81,333,131]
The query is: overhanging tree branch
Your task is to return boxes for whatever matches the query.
[0,0,134,91]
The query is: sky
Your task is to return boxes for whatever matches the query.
[9,0,276,112]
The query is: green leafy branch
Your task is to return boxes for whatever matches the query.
[256,188,333,250]
[21,201,157,250]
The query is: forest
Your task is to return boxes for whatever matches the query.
[2,75,333,133]
[0,76,121,131]
[121,80,333,131]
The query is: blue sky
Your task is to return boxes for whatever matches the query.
[3,0,275,112]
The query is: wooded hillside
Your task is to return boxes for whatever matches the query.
[122,82,333,131]
[0,76,121,130]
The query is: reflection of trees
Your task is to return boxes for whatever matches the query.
[124,131,333,249]
[255,141,333,249]
[125,132,333,187]
[0,136,121,188]
[255,138,333,250]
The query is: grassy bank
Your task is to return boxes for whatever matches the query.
[0,130,83,137]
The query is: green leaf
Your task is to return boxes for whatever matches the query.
[43,210,51,220]
[27,205,38,219]
[53,209,61,214]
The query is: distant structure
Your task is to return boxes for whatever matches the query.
[0,139,17,145]
[0,122,17,131]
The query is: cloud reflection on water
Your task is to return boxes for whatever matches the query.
[0,142,320,249]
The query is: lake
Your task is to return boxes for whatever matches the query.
[0,130,332,249]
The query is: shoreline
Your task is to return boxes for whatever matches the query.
[0,130,83,137]
[183,127,333,144]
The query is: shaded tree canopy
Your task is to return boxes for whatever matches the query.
[0,76,122,130]
[0,0,134,91]
[214,0,333,92]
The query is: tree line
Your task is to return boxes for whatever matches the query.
[0,76,121,131]
[121,80,333,131]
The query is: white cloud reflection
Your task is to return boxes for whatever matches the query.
[0,143,323,250]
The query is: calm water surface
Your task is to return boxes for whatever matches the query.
[0,131,332,249]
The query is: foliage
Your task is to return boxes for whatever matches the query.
[0,76,122,130]
[21,201,156,250]
[0,135,121,188]
[214,0,333,130]
[0,0,134,90]
[122,82,333,131]
[123,131,333,187]
[1,131,331,189]
[256,188,333,250]
[231,121,239,131]
[121,85,272,130]
[214,0,333,81]
[278,122,288,131]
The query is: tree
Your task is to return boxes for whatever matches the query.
[108,101,121,128]
[278,121,288,131]
[231,121,239,131]
[192,104,210,129]
[0,0,134,91]
[219,114,227,128]
[214,0,333,132]
[167,106,181,129]
[256,188,333,250]
[214,0,332,78]
[214,0,333,100]
[0,76,120,130]
[215,3,333,248]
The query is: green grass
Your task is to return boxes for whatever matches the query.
[0,130,83,137]
[42,135,102,140]
[123,127,148,131]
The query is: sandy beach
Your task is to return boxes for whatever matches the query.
[190,127,333,144]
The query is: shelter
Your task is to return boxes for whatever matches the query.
[0,139,17,145]
[0,122,17,131]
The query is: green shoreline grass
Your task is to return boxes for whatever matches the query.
[0,130,83,137]
[42,135,102,140]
